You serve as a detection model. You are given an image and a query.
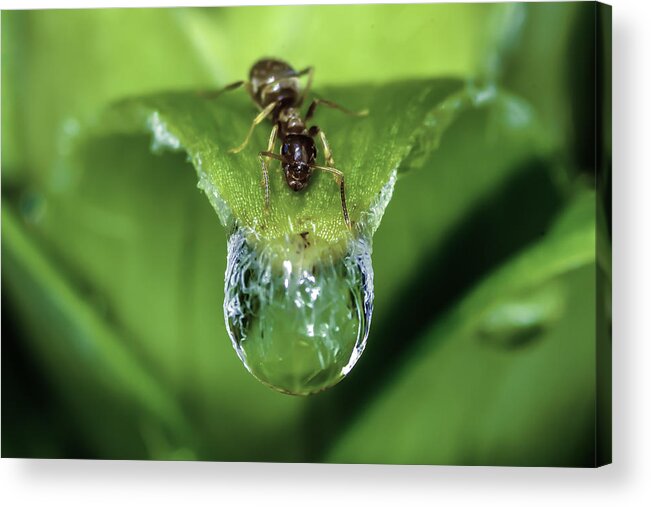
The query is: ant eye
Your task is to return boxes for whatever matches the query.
[281,144,289,155]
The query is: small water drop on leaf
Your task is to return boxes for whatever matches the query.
[477,282,566,349]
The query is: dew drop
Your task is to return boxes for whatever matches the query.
[477,282,566,349]
[223,228,374,395]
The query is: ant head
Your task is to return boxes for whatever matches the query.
[281,135,317,192]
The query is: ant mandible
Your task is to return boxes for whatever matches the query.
[205,58,368,230]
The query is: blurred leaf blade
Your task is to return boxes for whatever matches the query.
[2,203,194,458]
[326,192,596,465]
[179,4,520,85]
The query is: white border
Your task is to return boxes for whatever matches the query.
[2,0,650,505]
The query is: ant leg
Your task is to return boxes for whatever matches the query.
[296,66,315,105]
[315,127,351,229]
[313,129,350,229]
[310,163,351,231]
[259,151,284,162]
[316,129,336,167]
[198,80,246,100]
[306,98,368,122]
[229,101,278,154]
[259,124,279,210]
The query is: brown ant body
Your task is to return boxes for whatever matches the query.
[206,58,367,230]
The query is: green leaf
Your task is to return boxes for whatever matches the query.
[2,203,194,459]
[326,192,597,466]
[96,79,471,244]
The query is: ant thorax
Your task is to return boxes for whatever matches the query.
[277,107,307,136]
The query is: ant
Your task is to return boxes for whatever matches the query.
[205,58,368,230]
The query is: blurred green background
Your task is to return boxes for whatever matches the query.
[1,3,611,465]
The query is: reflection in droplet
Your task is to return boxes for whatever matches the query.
[223,228,374,395]
[477,282,566,349]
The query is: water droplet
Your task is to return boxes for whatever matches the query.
[477,282,566,349]
[224,228,373,395]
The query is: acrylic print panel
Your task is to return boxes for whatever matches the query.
[1,2,611,466]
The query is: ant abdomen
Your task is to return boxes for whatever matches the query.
[249,58,300,109]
